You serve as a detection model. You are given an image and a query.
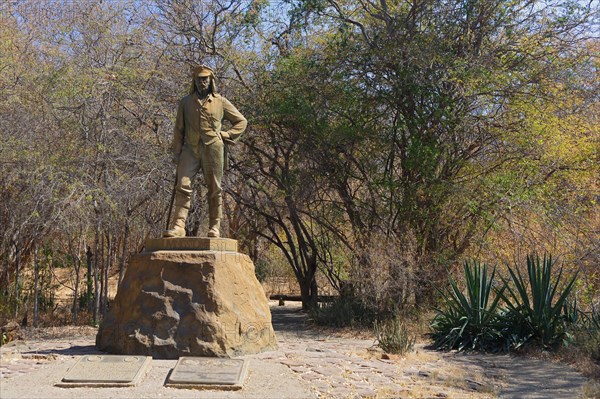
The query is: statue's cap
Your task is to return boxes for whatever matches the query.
[192,65,214,77]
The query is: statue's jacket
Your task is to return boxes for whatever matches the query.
[171,92,247,157]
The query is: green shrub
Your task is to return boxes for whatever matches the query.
[587,310,600,361]
[374,317,416,355]
[499,254,578,349]
[574,309,600,361]
[430,260,506,351]
[254,260,269,282]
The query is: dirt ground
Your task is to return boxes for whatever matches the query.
[1,301,599,399]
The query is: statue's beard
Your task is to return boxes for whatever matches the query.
[196,82,211,97]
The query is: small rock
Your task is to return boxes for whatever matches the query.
[329,387,354,397]
[346,373,367,382]
[466,378,489,391]
[366,374,391,384]
[301,372,324,381]
[306,347,328,352]
[280,359,306,367]
[356,388,377,398]
[465,378,483,386]
[310,380,331,392]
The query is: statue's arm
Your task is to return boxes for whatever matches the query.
[171,100,185,160]
[221,97,247,143]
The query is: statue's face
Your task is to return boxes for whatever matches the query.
[195,75,211,92]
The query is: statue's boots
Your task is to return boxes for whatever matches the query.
[207,219,220,238]
[163,197,190,238]
[207,192,222,238]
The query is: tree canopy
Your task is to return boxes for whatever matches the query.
[0,0,597,319]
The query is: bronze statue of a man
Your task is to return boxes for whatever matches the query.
[164,65,247,238]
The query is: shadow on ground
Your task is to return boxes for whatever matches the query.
[270,304,310,332]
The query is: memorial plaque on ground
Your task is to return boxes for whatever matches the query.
[166,357,248,390]
[56,355,152,387]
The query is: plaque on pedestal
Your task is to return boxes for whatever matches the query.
[144,237,237,252]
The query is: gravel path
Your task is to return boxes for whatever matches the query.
[1,302,596,398]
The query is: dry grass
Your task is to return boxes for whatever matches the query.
[558,347,600,381]
[582,380,600,398]
[21,325,97,341]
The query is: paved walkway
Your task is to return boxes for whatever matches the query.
[0,303,596,398]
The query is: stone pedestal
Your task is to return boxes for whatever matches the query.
[96,238,276,359]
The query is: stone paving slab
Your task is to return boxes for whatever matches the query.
[56,355,151,387]
[166,357,248,390]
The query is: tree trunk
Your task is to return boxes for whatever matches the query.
[118,223,129,288]
[299,280,311,311]
[14,242,20,318]
[93,224,100,324]
[299,275,318,311]
[33,243,39,327]
[99,233,105,316]
[310,276,318,303]
[2,265,8,297]
[71,236,82,325]
[72,259,80,325]
[102,232,111,316]
[86,246,93,313]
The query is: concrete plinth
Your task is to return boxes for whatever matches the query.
[96,238,276,359]
[144,237,237,252]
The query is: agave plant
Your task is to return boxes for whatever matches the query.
[431,260,505,351]
[499,254,578,349]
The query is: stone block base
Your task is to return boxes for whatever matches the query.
[96,239,276,359]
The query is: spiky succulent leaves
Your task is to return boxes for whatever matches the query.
[431,261,505,351]
[499,254,578,349]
